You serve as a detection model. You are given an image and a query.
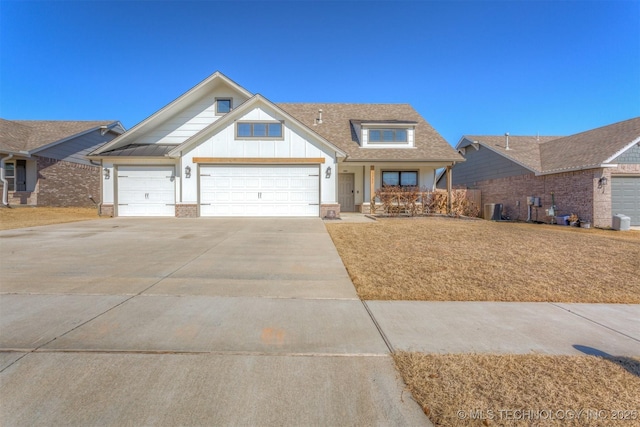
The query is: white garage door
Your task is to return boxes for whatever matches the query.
[117,166,175,217]
[200,165,320,217]
[612,176,640,226]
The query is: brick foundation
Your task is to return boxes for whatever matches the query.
[321,203,341,219]
[99,204,114,217]
[176,204,198,218]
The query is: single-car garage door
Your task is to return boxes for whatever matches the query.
[117,166,175,216]
[199,165,320,217]
[612,176,640,226]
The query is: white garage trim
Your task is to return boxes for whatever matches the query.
[116,165,176,217]
[199,165,320,217]
[193,157,325,164]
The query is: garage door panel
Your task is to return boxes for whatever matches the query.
[117,167,175,217]
[199,165,320,217]
[612,176,640,226]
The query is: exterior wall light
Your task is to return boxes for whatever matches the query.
[185,165,191,178]
[325,166,331,179]
[598,176,608,187]
[103,168,110,179]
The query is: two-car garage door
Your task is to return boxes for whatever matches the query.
[199,165,320,217]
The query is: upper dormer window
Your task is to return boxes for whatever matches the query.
[216,98,232,115]
[369,129,408,143]
[351,120,416,148]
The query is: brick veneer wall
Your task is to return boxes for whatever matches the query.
[469,170,597,225]
[321,203,341,219]
[176,204,198,218]
[36,157,100,207]
[99,204,114,217]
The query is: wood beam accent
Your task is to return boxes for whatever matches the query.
[370,165,376,214]
[446,165,452,214]
[192,157,325,164]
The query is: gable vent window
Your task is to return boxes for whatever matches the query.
[369,128,408,143]
[236,122,283,139]
[216,98,232,115]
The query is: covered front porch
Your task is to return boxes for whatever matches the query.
[335,161,455,214]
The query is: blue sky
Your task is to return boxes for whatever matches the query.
[1,0,638,146]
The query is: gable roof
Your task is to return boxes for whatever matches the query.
[277,103,462,162]
[166,95,346,158]
[92,71,252,155]
[0,119,121,154]
[458,116,640,175]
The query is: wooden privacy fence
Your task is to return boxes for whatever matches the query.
[373,187,481,217]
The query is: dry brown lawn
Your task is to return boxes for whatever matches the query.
[0,206,103,230]
[326,217,640,303]
[394,352,640,427]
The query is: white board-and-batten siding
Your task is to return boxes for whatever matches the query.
[136,90,249,145]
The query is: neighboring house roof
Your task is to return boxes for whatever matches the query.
[461,135,559,172]
[0,119,122,154]
[539,116,640,173]
[278,103,462,162]
[459,116,640,175]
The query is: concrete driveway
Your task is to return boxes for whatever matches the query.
[0,218,429,426]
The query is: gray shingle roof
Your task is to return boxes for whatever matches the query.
[539,116,640,173]
[278,103,463,162]
[0,119,116,153]
[463,135,560,172]
[464,116,640,174]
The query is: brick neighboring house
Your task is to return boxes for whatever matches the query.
[0,119,124,207]
[438,117,640,227]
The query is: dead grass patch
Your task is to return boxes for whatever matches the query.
[0,206,102,230]
[326,217,640,303]
[394,352,640,427]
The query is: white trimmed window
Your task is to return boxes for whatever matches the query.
[236,122,283,139]
[216,98,232,115]
[3,161,14,191]
[369,129,408,143]
[382,171,418,187]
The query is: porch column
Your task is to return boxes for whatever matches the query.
[446,165,452,214]
[370,165,375,213]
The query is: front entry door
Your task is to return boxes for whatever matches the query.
[338,173,355,212]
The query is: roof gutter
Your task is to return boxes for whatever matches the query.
[1,154,14,206]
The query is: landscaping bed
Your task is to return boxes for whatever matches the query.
[326,217,640,303]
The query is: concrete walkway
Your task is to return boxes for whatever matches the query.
[0,218,429,426]
[366,301,640,356]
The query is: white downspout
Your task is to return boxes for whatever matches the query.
[1,154,14,206]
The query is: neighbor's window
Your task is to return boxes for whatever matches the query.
[236,122,283,138]
[3,161,14,191]
[369,128,408,143]
[216,98,232,114]
[382,171,418,187]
